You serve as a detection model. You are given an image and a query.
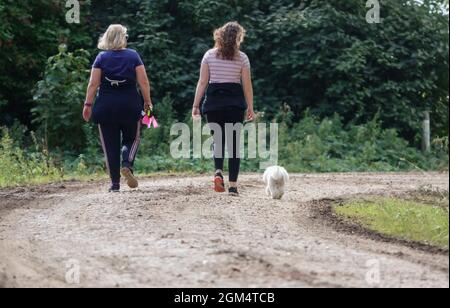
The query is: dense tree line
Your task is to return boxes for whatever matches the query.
[0,0,448,152]
[0,0,90,125]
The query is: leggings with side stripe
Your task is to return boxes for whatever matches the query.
[98,121,141,185]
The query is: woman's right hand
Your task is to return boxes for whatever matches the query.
[192,106,201,119]
[144,100,153,113]
[247,107,255,122]
[83,106,92,122]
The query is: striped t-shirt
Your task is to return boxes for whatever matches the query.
[201,48,251,84]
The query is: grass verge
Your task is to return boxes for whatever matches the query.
[334,194,449,250]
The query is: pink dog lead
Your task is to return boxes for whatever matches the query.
[142,110,159,129]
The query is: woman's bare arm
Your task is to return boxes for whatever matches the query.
[192,63,210,118]
[82,68,101,122]
[85,68,102,104]
[242,67,255,121]
[136,65,152,110]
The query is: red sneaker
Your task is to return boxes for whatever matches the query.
[214,173,226,193]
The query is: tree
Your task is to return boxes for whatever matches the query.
[0,0,91,126]
[32,45,90,151]
[3,0,448,151]
[254,0,449,141]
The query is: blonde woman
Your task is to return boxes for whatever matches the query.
[192,22,255,196]
[82,24,153,192]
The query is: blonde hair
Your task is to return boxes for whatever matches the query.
[98,24,128,50]
[214,22,246,61]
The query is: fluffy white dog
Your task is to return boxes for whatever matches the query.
[263,166,289,200]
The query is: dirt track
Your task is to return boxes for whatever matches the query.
[0,173,448,288]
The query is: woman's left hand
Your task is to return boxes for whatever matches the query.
[83,106,92,122]
[247,108,255,122]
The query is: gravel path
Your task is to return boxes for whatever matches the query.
[0,173,448,288]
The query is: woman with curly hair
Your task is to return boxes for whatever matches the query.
[192,21,255,196]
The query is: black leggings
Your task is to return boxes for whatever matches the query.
[98,121,141,185]
[206,109,245,182]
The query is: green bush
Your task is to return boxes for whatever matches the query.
[1,0,448,148]
[0,0,92,125]
[278,111,448,173]
[0,128,62,187]
[32,45,91,152]
[127,0,449,144]
[139,94,176,156]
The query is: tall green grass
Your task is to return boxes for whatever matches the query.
[0,128,62,187]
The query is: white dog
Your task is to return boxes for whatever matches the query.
[263,166,289,200]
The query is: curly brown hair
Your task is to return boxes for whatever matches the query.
[214,22,246,61]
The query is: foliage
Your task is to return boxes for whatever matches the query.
[0,0,448,185]
[0,109,448,187]
[0,127,62,187]
[32,45,91,151]
[10,0,442,146]
[278,110,447,172]
[260,0,449,142]
[128,109,449,174]
[0,0,91,126]
[125,0,449,143]
[139,94,176,156]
